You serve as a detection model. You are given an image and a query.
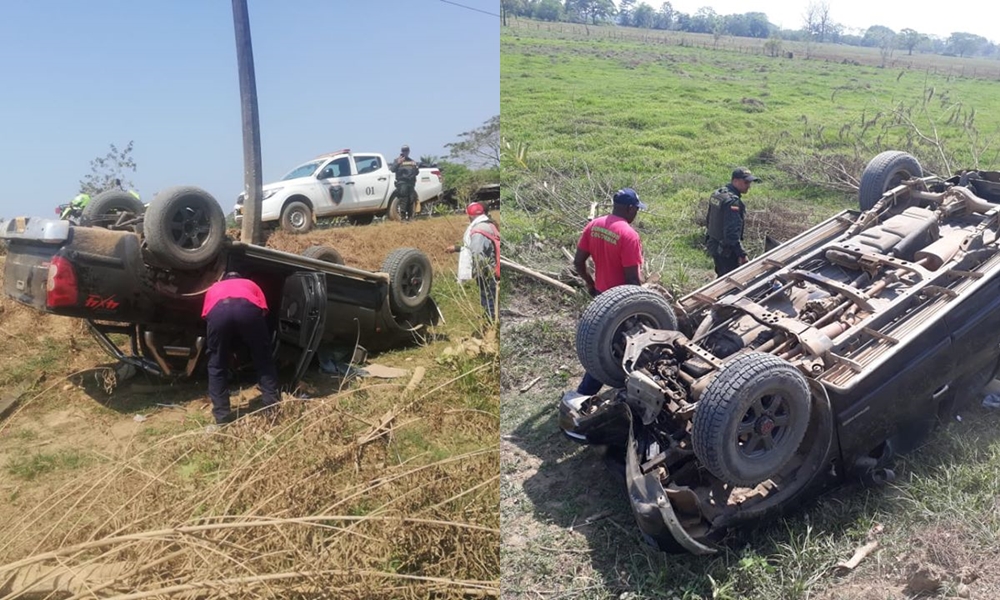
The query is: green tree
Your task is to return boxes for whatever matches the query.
[501,0,521,25]
[565,0,615,25]
[617,0,635,26]
[898,28,927,55]
[948,32,987,57]
[689,7,717,34]
[533,0,561,21]
[862,25,895,48]
[632,2,654,28]
[78,141,137,196]
[652,2,673,29]
[445,115,499,169]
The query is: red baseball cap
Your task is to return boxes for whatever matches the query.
[466,202,485,217]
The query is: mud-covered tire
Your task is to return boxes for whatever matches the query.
[347,214,375,226]
[386,194,402,221]
[280,201,313,234]
[859,151,922,211]
[576,285,678,389]
[80,190,145,228]
[144,186,226,270]
[302,245,344,265]
[693,352,812,487]
[382,248,432,313]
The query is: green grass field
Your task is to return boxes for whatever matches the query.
[501,19,1000,287]
[500,20,1000,600]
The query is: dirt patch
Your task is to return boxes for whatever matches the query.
[813,523,1000,600]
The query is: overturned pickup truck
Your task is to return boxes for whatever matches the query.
[561,151,1000,554]
[1,186,439,387]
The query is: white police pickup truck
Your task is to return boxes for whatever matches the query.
[234,149,444,232]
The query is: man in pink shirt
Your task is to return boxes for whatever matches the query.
[573,188,645,395]
[202,272,279,425]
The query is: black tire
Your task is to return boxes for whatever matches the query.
[347,214,375,226]
[386,194,402,221]
[576,285,678,388]
[381,248,432,313]
[302,245,344,265]
[280,201,313,234]
[692,352,812,487]
[859,151,922,211]
[80,190,145,228]
[144,186,226,270]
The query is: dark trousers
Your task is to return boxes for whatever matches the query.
[396,183,416,220]
[713,253,741,277]
[477,274,497,321]
[577,372,603,396]
[205,298,279,424]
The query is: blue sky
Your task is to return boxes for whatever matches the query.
[0,0,499,218]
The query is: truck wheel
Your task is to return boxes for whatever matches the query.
[692,352,812,487]
[386,194,402,221]
[576,285,678,388]
[347,214,374,226]
[144,186,226,270]
[859,151,922,211]
[302,245,344,265]
[80,190,145,230]
[281,201,313,233]
[382,248,432,313]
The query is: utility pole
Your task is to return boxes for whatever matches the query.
[232,0,263,245]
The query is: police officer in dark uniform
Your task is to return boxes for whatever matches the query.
[388,145,419,221]
[705,167,760,277]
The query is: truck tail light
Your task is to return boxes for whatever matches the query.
[431,169,442,181]
[46,256,78,308]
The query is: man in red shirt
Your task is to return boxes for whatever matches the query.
[202,272,279,425]
[572,188,645,395]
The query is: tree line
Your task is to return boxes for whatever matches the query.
[500,0,1000,60]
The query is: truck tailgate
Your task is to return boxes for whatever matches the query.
[2,239,56,309]
[1,218,71,309]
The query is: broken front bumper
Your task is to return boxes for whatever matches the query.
[558,390,717,554]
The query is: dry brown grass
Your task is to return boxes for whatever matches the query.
[0,369,499,598]
[261,215,473,274]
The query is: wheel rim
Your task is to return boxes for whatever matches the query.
[736,392,793,458]
[168,204,211,250]
[400,262,425,299]
[290,210,306,229]
[610,312,659,362]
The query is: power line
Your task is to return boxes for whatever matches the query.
[438,0,501,18]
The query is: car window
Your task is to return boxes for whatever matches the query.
[355,155,382,174]
[318,157,351,179]
[281,161,323,181]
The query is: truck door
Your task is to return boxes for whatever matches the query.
[315,156,359,215]
[277,272,326,387]
[351,154,392,208]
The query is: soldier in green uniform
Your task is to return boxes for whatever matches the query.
[388,144,419,221]
[705,167,760,277]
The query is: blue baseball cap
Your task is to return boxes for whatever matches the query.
[613,188,647,210]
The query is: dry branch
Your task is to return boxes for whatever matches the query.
[500,257,577,295]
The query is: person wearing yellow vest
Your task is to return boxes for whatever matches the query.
[446,202,500,321]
